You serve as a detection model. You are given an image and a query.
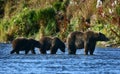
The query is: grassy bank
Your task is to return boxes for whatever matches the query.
[0,0,120,45]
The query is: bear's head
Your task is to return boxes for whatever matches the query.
[54,37,66,53]
[95,32,109,41]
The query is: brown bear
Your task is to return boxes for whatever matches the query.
[39,36,65,54]
[10,38,41,54]
[67,31,109,55]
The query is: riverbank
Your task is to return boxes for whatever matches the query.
[97,42,120,48]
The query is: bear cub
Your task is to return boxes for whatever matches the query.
[39,36,65,54]
[10,38,41,54]
[67,31,109,55]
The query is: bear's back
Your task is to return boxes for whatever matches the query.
[12,38,29,49]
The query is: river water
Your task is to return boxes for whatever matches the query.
[0,43,120,74]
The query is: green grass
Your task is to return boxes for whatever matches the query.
[0,0,120,45]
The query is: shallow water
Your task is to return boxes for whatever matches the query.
[0,43,120,74]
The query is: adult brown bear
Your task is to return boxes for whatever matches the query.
[67,31,109,55]
[39,36,65,54]
[10,38,41,54]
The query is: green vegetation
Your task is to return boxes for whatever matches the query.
[0,0,120,46]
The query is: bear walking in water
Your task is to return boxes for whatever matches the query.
[10,38,41,54]
[67,31,109,55]
[39,37,65,54]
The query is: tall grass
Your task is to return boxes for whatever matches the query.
[99,0,120,44]
[67,0,97,32]
[0,0,120,44]
[0,0,59,42]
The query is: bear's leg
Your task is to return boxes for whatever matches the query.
[89,43,96,55]
[84,49,88,55]
[69,49,76,54]
[90,51,94,55]
[68,47,76,54]
[31,49,36,54]
[16,50,19,54]
[67,40,76,54]
[50,50,57,54]
[68,45,76,55]
[25,50,29,54]
[84,42,89,55]
[10,50,15,54]
[39,48,46,54]
[90,47,95,55]
[50,47,57,54]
